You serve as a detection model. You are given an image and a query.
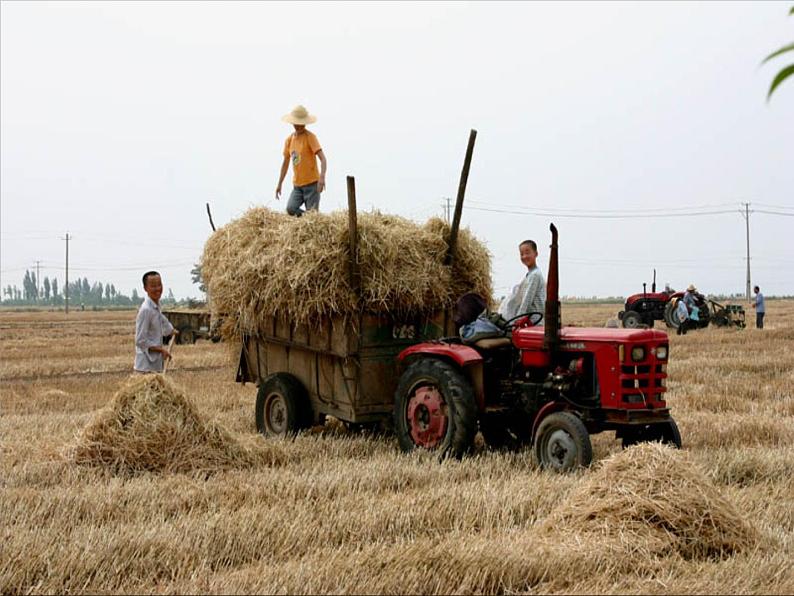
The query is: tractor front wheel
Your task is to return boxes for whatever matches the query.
[394,358,477,458]
[255,373,312,437]
[534,411,592,472]
[622,311,642,329]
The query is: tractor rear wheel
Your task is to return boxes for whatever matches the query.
[534,411,592,472]
[394,358,477,458]
[663,301,679,329]
[621,418,682,449]
[622,311,641,329]
[255,373,312,437]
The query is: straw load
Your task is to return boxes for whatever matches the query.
[201,207,492,340]
[541,442,761,559]
[70,375,282,475]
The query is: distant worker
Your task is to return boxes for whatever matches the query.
[683,284,697,309]
[675,299,690,335]
[275,105,327,217]
[498,239,546,325]
[752,285,765,329]
[134,271,177,373]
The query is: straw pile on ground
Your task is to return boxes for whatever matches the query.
[541,442,761,560]
[201,207,492,339]
[70,375,279,475]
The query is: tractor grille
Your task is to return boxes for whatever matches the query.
[620,361,667,405]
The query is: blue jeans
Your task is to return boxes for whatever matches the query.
[756,312,765,329]
[286,182,320,216]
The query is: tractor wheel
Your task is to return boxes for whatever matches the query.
[622,311,642,329]
[663,301,680,329]
[534,411,593,472]
[394,358,477,459]
[621,418,682,449]
[255,373,312,437]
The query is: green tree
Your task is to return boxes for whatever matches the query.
[764,6,794,100]
[43,277,51,302]
[191,263,206,294]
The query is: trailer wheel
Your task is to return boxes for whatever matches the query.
[621,418,682,449]
[255,373,311,437]
[534,411,592,472]
[178,326,195,345]
[622,311,641,329]
[394,358,477,458]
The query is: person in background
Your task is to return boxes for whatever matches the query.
[752,285,765,329]
[683,284,697,310]
[275,105,327,217]
[134,271,177,373]
[498,240,546,325]
[675,299,691,335]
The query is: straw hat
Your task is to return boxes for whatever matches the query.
[687,284,696,292]
[282,105,317,125]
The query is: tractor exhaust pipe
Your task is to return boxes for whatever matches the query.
[544,223,561,352]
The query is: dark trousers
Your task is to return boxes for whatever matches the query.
[756,312,765,329]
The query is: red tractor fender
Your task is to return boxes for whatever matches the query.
[397,342,483,367]
[531,401,567,442]
[397,342,485,410]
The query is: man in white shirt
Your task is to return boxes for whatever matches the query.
[134,271,177,373]
[498,240,546,325]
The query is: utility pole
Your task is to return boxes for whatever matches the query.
[63,233,71,314]
[740,203,751,300]
[34,260,42,302]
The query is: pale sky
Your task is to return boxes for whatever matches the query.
[2,1,793,301]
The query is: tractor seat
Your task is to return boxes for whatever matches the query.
[473,337,513,350]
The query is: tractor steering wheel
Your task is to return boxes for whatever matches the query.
[505,311,544,330]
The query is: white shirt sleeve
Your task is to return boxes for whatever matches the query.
[161,313,174,336]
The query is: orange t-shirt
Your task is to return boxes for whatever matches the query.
[283,131,322,187]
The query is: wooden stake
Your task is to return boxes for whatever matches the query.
[346,176,360,296]
[162,334,177,374]
[445,129,477,266]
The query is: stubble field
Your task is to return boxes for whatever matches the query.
[2,301,793,594]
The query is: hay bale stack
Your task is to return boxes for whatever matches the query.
[201,207,491,339]
[542,442,760,559]
[71,374,278,475]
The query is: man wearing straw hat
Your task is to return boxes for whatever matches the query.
[275,105,327,216]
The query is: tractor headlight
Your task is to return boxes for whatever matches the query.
[655,345,668,360]
[631,346,645,362]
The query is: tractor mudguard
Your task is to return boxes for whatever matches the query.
[531,401,567,442]
[397,343,485,410]
[397,342,483,367]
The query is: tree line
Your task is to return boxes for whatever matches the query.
[1,270,176,307]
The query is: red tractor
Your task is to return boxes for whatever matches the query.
[617,270,675,329]
[394,225,681,471]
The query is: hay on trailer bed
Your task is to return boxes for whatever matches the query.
[70,374,281,475]
[200,208,491,339]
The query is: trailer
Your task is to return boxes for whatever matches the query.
[162,309,219,344]
[236,311,456,431]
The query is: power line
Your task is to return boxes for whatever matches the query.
[466,199,740,214]
[755,209,794,217]
[466,205,739,219]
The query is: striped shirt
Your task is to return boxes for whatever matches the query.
[134,296,174,373]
